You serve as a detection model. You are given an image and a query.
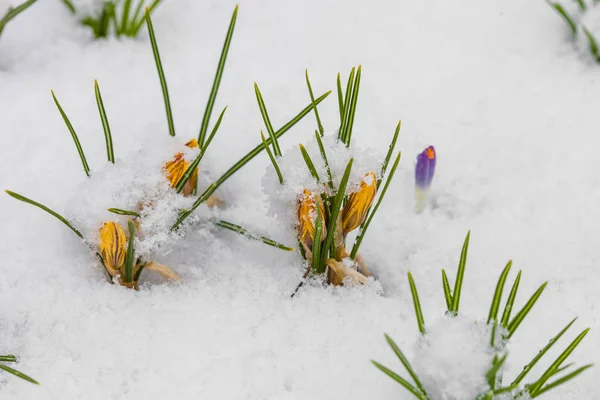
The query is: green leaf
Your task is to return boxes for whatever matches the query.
[379,121,401,187]
[500,270,521,327]
[532,364,593,397]
[0,364,38,385]
[128,0,145,34]
[51,90,90,177]
[169,92,331,231]
[120,0,133,35]
[441,269,453,312]
[575,0,586,11]
[215,220,295,251]
[124,220,136,283]
[506,282,547,338]
[0,355,16,362]
[350,151,401,258]
[198,5,238,147]
[94,80,114,163]
[528,328,591,396]
[254,83,280,156]
[261,132,283,184]
[6,190,83,238]
[549,2,577,35]
[60,0,76,14]
[450,231,470,315]
[107,208,140,217]
[512,318,577,386]
[343,65,361,146]
[132,0,162,35]
[486,353,508,390]
[320,158,353,267]
[175,106,228,193]
[384,334,427,395]
[583,27,600,63]
[299,144,320,182]
[314,130,334,190]
[338,67,355,142]
[336,73,344,124]
[0,0,37,36]
[371,361,427,400]
[407,272,425,334]
[305,70,324,136]
[312,204,324,272]
[146,7,175,137]
[487,260,512,324]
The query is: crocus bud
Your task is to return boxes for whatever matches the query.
[415,146,436,213]
[163,139,200,196]
[98,221,127,277]
[342,172,377,236]
[297,189,326,251]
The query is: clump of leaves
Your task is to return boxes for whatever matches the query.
[0,0,37,39]
[548,0,600,62]
[0,354,38,385]
[6,5,325,288]
[61,0,162,38]
[372,232,592,399]
[261,67,401,295]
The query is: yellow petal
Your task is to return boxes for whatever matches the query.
[342,172,377,235]
[98,221,127,276]
[297,189,326,250]
[185,138,200,149]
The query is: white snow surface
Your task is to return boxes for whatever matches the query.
[1,0,599,399]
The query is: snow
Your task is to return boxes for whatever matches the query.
[1,0,599,399]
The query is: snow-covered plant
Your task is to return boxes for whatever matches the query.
[61,0,161,38]
[548,0,600,62]
[6,5,323,288]
[0,0,36,39]
[0,354,38,385]
[372,232,592,399]
[260,67,401,294]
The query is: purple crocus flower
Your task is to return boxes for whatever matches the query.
[415,146,436,212]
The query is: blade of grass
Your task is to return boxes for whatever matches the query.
[0,355,16,362]
[170,92,331,230]
[407,272,425,334]
[338,67,355,142]
[0,364,38,385]
[487,260,512,324]
[107,208,140,217]
[583,27,600,63]
[512,318,578,385]
[441,269,453,311]
[344,65,361,146]
[215,220,295,251]
[384,334,427,395]
[146,8,175,137]
[175,106,227,193]
[261,132,283,184]
[0,0,37,35]
[254,83,280,155]
[350,152,401,258]
[299,144,320,182]
[379,121,401,187]
[314,130,334,190]
[198,5,238,147]
[6,190,83,238]
[449,231,470,315]
[336,73,344,124]
[500,270,521,327]
[305,70,324,135]
[528,328,591,395]
[532,364,593,397]
[548,2,577,35]
[51,90,90,177]
[124,220,136,283]
[371,361,427,400]
[320,158,353,269]
[506,282,548,338]
[94,80,114,163]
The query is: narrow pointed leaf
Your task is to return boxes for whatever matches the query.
[351,152,401,258]
[299,144,320,182]
[94,80,114,163]
[487,261,512,324]
[120,0,133,34]
[450,231,470,315]
[442,269,453,311]
[215,220,294,251]
[132,0,161,34]
[314,130,334,190]
[384,334,427,394]
[379,121,401,187]
[312,204,324,272]
[344,65,361,146]
[0,364,38,384]
[198,4,238,147]
[0,355,16,362]
[549,2,577,35]
[254,83,280,155]
[124,220,136,283]
[6,190,83,238]
[371,361,427,400]
[261,132,283,184]
[146,8,175,137]
[532,364,593,397]
[336,73,344,124]
[501,270,522,327]
[506,282,547,338]
[407,272,425,334]
[51,90,90,177]
[107,208,140,217]
[305,70,324,135]
[0,0,37,35]
[338,67,355,142]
